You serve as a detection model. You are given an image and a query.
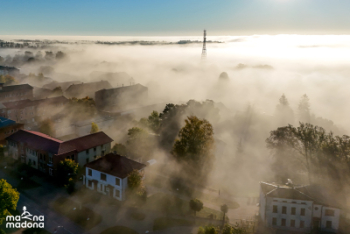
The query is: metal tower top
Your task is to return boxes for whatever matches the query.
[201,30,207,61]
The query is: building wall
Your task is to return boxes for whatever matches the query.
[7,140,19,160]
[85,167,124,201]
[259,187,266,223]
[0,89,33,103]
[266,197,313,232]
[26,147,38,169]
[77,143,111,167]
[0,123,23,144]
[320,207,340,231]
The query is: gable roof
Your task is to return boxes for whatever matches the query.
[260,181,341,208]
[0,84,33,93]
[57,131,113,155]
[85,153,146,178]
[65,80,112,93]
[6,130,113,156]
[7,130,63,153]
[95,83,147,95]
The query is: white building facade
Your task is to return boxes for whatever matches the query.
[83,153,146,201]
[259,182,341,233]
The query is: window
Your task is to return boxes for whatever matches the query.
[282,206,287,214]
[291,220,295,227]
[101,173,106,181]
[88,180,92,187]
[88,169,92,176]
[291,207,296,215]
[86,149,89,154]
[300,208,305,216]
[326,221,332,229]
[273,205,278,213]
[115,189,120,198]
[281,219,286,227]
[115,178,120,186]
[86,158,89,163]
[300,221,305,228]
[325,209,335,216]
[272,218,277,226]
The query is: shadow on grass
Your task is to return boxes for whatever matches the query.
[52,197,101,230]
[153,217,194,231]
[100,226,139,234]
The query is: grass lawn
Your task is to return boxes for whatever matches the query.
[146,193,225,220]
[153,217,194,231]
[22,228,51,234]
[52,197,102,230]
[100,226,138,234]
[0,210,20,234]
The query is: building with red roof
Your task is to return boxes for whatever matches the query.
[6,130,113,176]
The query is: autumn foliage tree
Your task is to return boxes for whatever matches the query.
[0,179,19,224]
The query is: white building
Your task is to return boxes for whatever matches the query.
[83,153,146,201]
[259,181,341,233]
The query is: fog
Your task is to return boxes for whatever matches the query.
[2,34,350,198]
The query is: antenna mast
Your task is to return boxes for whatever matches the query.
[201,30,207,61]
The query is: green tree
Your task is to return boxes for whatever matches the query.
[57,159,78,185]
[189,198,203,217]
[298,94,311,123]
[127,169,143,190]
[172,116,215,173]
[111,143,127,156]
[90,122,99,134]
[275,94,294,126]
[221,204,228,222]
[0,179,20,224]
[39,119,55,136]
[64,178,75,194]
[148,111,161,133]
[197,225,218,234]
[0,145,5,158]
[127,127,154,160]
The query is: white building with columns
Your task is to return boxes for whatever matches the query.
[83,153,146,201]
[259,181,341,233]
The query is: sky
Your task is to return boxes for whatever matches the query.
[1,0,350,36]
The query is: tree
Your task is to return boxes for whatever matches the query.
[111,143,127,156]
[147,111,161,133]
[266,122,350,187]
[221,204,228,222]
[275,94,294,126]
[172,116,215,172]
[126,127,154,160]
[57,159,78,185]
[0,145,4,158]
[189,198,203,216]
[64,178,75,194]
[127,169,143,190]
[39,119,54,136]
[0,75,17,85]
[90,122,99,133]
[56,51,66,60]
[0,179,20,224]
[298,94,311,123]
[197,225,218,234]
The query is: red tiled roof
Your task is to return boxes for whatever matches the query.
[6,130,113,156]
[86,153,146,178]
[57,131,113,155]
[7,130,62,153]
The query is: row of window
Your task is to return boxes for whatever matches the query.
[87,169,121,186]
[272,218,333,229]
[273,205,335,217]
[273,205,305,216]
